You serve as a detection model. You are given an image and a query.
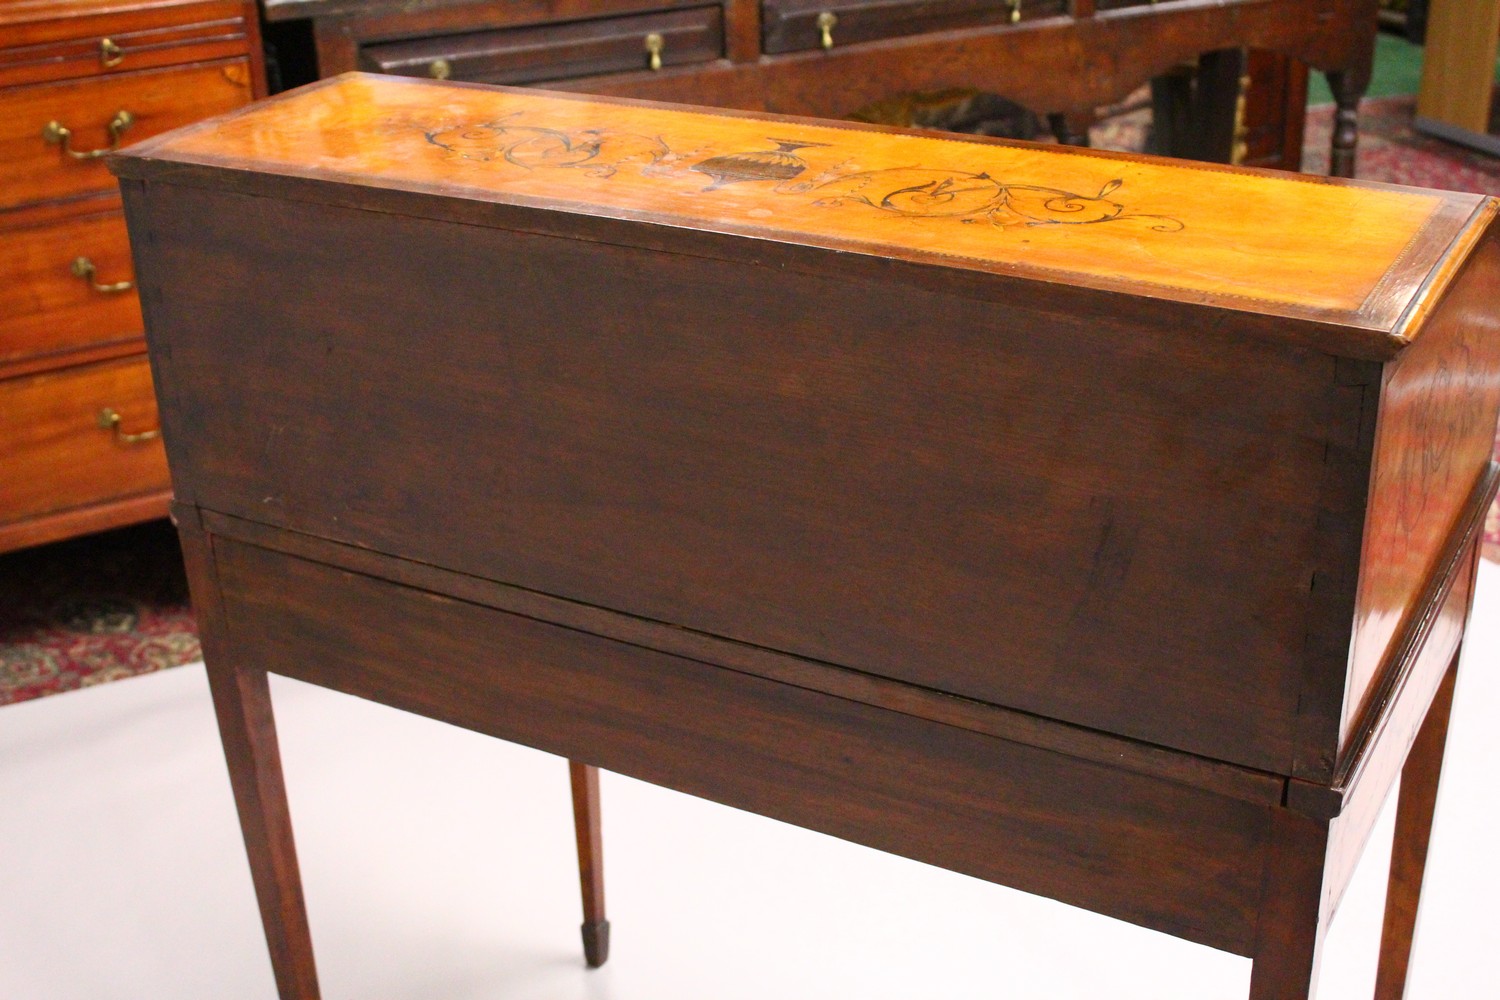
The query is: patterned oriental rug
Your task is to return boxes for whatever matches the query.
[0,522,198,705]
[2,95,1498,706]
[1302,95,1500,191]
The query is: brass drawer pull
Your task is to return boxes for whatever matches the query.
[42,110,135,159]
[71,256,134,293]
[97,407,160,445]
[1008,0,1023,23]
[428,58,451,80]
[644,33,664,71]
[100,38,124,68]
[817,11,838,50]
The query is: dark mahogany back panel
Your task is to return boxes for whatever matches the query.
[130,181,1367,775]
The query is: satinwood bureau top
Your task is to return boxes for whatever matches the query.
[112,73,1497,351]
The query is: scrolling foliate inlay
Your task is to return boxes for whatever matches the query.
[425,116,1185,233]
[147,76,1454,316]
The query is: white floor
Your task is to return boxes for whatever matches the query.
[2,563,1496,1000]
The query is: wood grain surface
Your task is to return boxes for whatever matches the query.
[0,0,239,31]
[176,511,322,999]
[360,6,725,85]
[211,532,1276,957]
[0,488,169,554]
[0,354,166,524]
[197,507,1289,808]
[1345,228,1500,747]
[114,73,1474,331]
[0,204,142,369]
[117,70,1500,998]
[127,177,1378,775]
[760,0,1067,54]
[0,0,252,88]
[1,56,252,211]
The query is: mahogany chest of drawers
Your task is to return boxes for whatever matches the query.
[0,0,264,552]
[113,75,1499,998]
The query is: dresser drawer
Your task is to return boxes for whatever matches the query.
[1094,0,1191,9]
[1,58,253,212]
[0,0,252,89]
[0,355,168,525]
[360,6,724,86]
[2,206,143,371]
[762,0,1068,54]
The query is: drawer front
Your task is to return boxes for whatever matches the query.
[0,58,254,212]
[1,207,143,369]
[0,0,252,89]
[1094,0,1197,9]
[762,0,1069,55]
[0,355,168,525]
[361,6,724,86]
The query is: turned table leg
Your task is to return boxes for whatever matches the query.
[179,513,321,1000]
[570,760,610,967]
[1249,809,1331,1000]
[1373,657,1461,999]
[1325,68,1370,178]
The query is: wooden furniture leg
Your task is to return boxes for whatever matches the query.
[1147,50,1247,163]
[569,760,610,967]
[1326,68,1370,178]
[1249,809,1331,1000]
[1195,48,1249,162]
[1373,657,1461,999]
[178,512,321,999]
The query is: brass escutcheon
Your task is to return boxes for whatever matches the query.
[644,33,664,71]
[817,11,838,50]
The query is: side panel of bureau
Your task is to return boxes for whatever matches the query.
[130,181,1365,776]
[207,531,1274,955]
[1342,228,1500,754]
[1321,535,1478,922]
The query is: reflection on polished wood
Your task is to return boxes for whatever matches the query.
[1,59,253,211]
[277,0,1375,177]
[114,77,1500,999]
[136,74,1456,330]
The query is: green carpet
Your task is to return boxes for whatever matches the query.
[1307,29,1500,106]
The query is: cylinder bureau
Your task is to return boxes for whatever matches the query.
[111,74,1500,999]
